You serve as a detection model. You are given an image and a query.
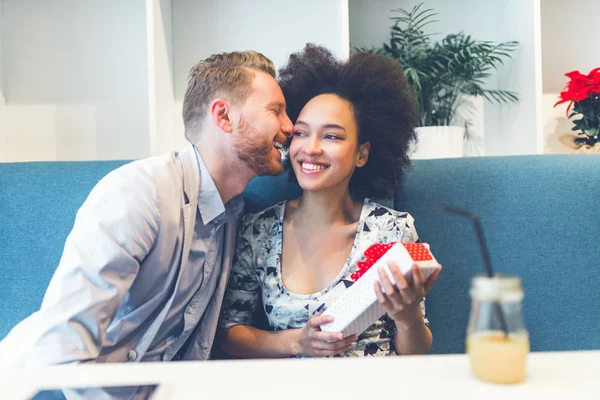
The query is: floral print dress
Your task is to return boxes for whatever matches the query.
[219,199,428,357]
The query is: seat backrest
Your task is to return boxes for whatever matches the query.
[242,155,600,353]
[2,155,599,354]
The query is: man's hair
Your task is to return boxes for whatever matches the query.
[182,50,276,140]
[278,43,419,201]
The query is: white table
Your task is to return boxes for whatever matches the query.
[1,350,598,399]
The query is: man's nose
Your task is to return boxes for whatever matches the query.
[281,115,294,138]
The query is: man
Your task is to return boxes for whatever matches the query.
[0,50,293,370]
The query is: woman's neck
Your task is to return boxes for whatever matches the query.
[293,188,363,227]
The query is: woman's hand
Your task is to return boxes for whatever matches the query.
[374,263,441,328]
[295,315,356,357]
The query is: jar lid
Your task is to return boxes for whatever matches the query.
[470,274,524,301]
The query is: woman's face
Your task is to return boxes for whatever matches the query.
[289,93,369,194]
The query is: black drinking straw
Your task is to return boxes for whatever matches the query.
[436,204,509,338]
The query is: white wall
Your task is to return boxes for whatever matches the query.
[350,0,502,52]
[1,0,150,161]
[147,0,181,156]
[349,0,540,156]
[172,0,349,101]
[488,0,542,156]
[541,0,600,94]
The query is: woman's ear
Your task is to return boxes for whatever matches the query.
[210,98,232,133]
[356,142,371,167]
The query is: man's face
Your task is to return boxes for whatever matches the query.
[232,71,293,177]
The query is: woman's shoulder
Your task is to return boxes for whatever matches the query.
[361,199,414,223]
[240,201,286,228]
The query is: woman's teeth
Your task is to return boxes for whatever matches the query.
[302,162,327,170]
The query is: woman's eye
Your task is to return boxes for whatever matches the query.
[293,131,307,137]
[324,134,339,140]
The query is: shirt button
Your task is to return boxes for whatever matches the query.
[126,350,138,362]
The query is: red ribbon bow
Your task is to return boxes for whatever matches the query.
[350,242,433,281]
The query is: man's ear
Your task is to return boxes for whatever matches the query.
[210,98,232,133]
[357,142,370,167]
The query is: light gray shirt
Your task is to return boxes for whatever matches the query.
[143,147,243,362]
[143,151,243,361]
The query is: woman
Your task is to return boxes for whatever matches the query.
[218,44,440,358]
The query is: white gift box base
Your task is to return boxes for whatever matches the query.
[320,243,440,338]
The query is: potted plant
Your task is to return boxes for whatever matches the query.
[554,67,600,150]
[356,3,520,158]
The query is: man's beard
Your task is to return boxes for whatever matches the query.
[233,116,284,177]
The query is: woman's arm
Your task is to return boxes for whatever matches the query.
[219,315,356,358]
[375,263,440,355]
[392,304,433,355]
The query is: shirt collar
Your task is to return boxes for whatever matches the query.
[194,146,244,225]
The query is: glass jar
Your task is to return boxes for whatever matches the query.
[466,274,530,384]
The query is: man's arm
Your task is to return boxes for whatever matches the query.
[0,170,160,367]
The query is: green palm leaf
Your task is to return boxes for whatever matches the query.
[353,2,520,126]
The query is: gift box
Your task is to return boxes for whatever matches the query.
[320,242,440,337]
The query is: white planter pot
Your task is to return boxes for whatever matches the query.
[411,126,465,159]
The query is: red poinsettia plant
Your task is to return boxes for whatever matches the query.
[554,67,600,146]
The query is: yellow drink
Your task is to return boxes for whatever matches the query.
[467,331,529,384]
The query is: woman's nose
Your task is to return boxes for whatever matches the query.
[304,136,322,155]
